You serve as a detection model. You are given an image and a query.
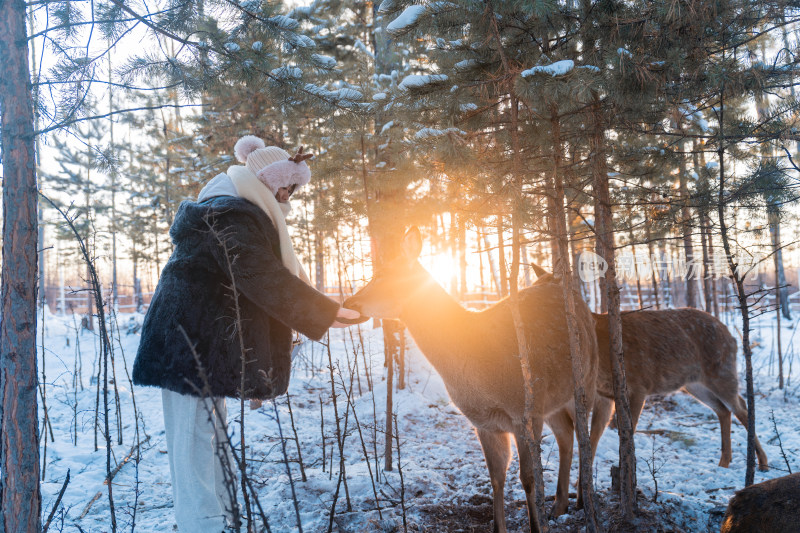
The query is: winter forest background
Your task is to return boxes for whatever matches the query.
[3,0,800,531]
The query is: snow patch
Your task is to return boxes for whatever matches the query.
[414,127,466,140]
[270,66,303,79]
[354,39,375,59]
[377,0,399,14]
[289,5,312,18]
[330,88,363,100]
[387,5,426,34]
[311,54,336,68]
[267,15,299,31]
[454,59,479,71]
[429,1,458,13]
[521,60,574,78]
[399,74,449,90]
[288,34,315,48]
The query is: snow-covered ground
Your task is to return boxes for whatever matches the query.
[38,308,800,532]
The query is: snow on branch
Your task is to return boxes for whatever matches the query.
[521,60,574,78]
[270,66,303,80]
[387,5,426,36]
[398,74,448,90]
[311,54,337,69]
[414,127,466,140]
[267,15,300,31]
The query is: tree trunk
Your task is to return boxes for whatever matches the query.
[549,109,600,531]
[699,212,713,314]
[28,8,45,312]
[644,219,660,310]
[628,228,643,309]
[569,230,583,298]
[482,229,502,298]
[497,216,508,297]
[770,210,785,389]
[458,213,467,298]
[315,229,325,292]
[775,257,784,390]
[659,241,672,307]
[716,88,757,487]
[768,211,791,320]
[448,213,458,296]
[679,148,697,308]
[109,51,119,311]
[595,232,608,313]
[84,159,94,330]
[383,318,401,471]
[507,95,549,533]
[0,0,43,528]
[591,99,637,519]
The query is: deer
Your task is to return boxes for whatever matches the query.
[343,227,599,533]
[529,264,768,475]
[526,265,769,511]
[720,473,800,532]
[589,308,769,473]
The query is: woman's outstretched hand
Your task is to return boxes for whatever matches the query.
[331,307,364,328]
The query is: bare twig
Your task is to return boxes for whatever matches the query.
[340,370,382,518]
[286,393,307,482]
[393,414,408,533]
[770,409,792,474]
[42,469,70,533]
[272,399,303,533]
[42,194,117,531]
[79,436,151,519]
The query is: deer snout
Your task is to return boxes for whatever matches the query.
[340,297,371,324]
[343,296,363,314]
[343,287,403,320]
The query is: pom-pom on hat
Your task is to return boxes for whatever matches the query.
[233,135,311,194]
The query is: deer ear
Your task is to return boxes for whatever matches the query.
[531,263,549,278]
[402,226,422,260]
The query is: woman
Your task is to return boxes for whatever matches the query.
[132,135,359,532]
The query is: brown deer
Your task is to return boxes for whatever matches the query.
[720,473,800,532]
[344,228,598,533]
[589,308,769,472]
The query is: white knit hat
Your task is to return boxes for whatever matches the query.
[233,135,311,194]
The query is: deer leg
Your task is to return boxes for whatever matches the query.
[590,397,614,459]
[512,418,545,533]
[576,396,615,510]
[544,409,575,518]
[628,392,646,432]
[683,382,734,467]
[477,429,512,533]
[730,394,769,471]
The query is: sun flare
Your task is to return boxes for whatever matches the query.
[423,252,458,289]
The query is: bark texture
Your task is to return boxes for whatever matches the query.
[0,0,42,529]
[548,111,599,531]
[591,101,638,519]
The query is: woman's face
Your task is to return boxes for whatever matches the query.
[275,184,297,203]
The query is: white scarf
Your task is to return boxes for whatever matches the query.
[227,165,311,285]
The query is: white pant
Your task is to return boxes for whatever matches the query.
[162,389,237,533]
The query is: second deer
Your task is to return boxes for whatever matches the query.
[344,227,598,533]
[529,263,769,475]
[590,307,769,471]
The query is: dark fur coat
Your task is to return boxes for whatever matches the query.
[132,196,339,399]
